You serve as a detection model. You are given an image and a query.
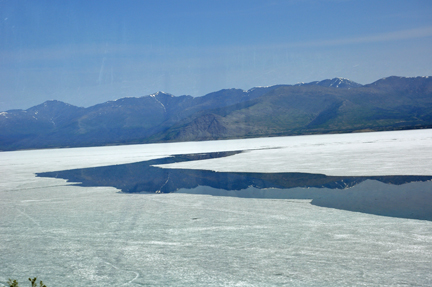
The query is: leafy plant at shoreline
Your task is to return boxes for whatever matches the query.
[6,278,46,287]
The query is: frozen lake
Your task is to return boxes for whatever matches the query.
[1,130,432,286]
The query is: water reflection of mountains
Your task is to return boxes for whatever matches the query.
[38,151,430,193]
[37,151,432,221]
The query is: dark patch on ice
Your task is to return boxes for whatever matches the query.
[37,150,432,221]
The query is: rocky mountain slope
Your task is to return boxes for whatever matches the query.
[1,76,431,151]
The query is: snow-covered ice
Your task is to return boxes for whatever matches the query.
[1,129,432,286]
[156,129,432,176]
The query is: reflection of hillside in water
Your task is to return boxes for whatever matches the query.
[37,151,432,221]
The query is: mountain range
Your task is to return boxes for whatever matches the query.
[1,76,432,151]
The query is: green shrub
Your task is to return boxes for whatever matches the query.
[7,278,46,287]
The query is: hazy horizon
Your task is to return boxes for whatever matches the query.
[1,0,432,111]
[2,75,431,111]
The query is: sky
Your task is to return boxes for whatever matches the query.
[1,0,432,111]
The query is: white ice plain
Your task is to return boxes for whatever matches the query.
[0,129,432,286]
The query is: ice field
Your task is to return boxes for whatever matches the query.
[1,129,432,286]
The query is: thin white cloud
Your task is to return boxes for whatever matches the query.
[287,26,432,48]
[2,26,432,64]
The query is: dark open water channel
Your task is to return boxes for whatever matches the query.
[37,151,432,221]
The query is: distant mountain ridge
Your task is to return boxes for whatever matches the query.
[1,76,432,151]
[295,77,362,88]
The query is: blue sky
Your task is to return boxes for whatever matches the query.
[1,0,432,110]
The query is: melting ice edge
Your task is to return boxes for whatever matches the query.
[37,150,432,221]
